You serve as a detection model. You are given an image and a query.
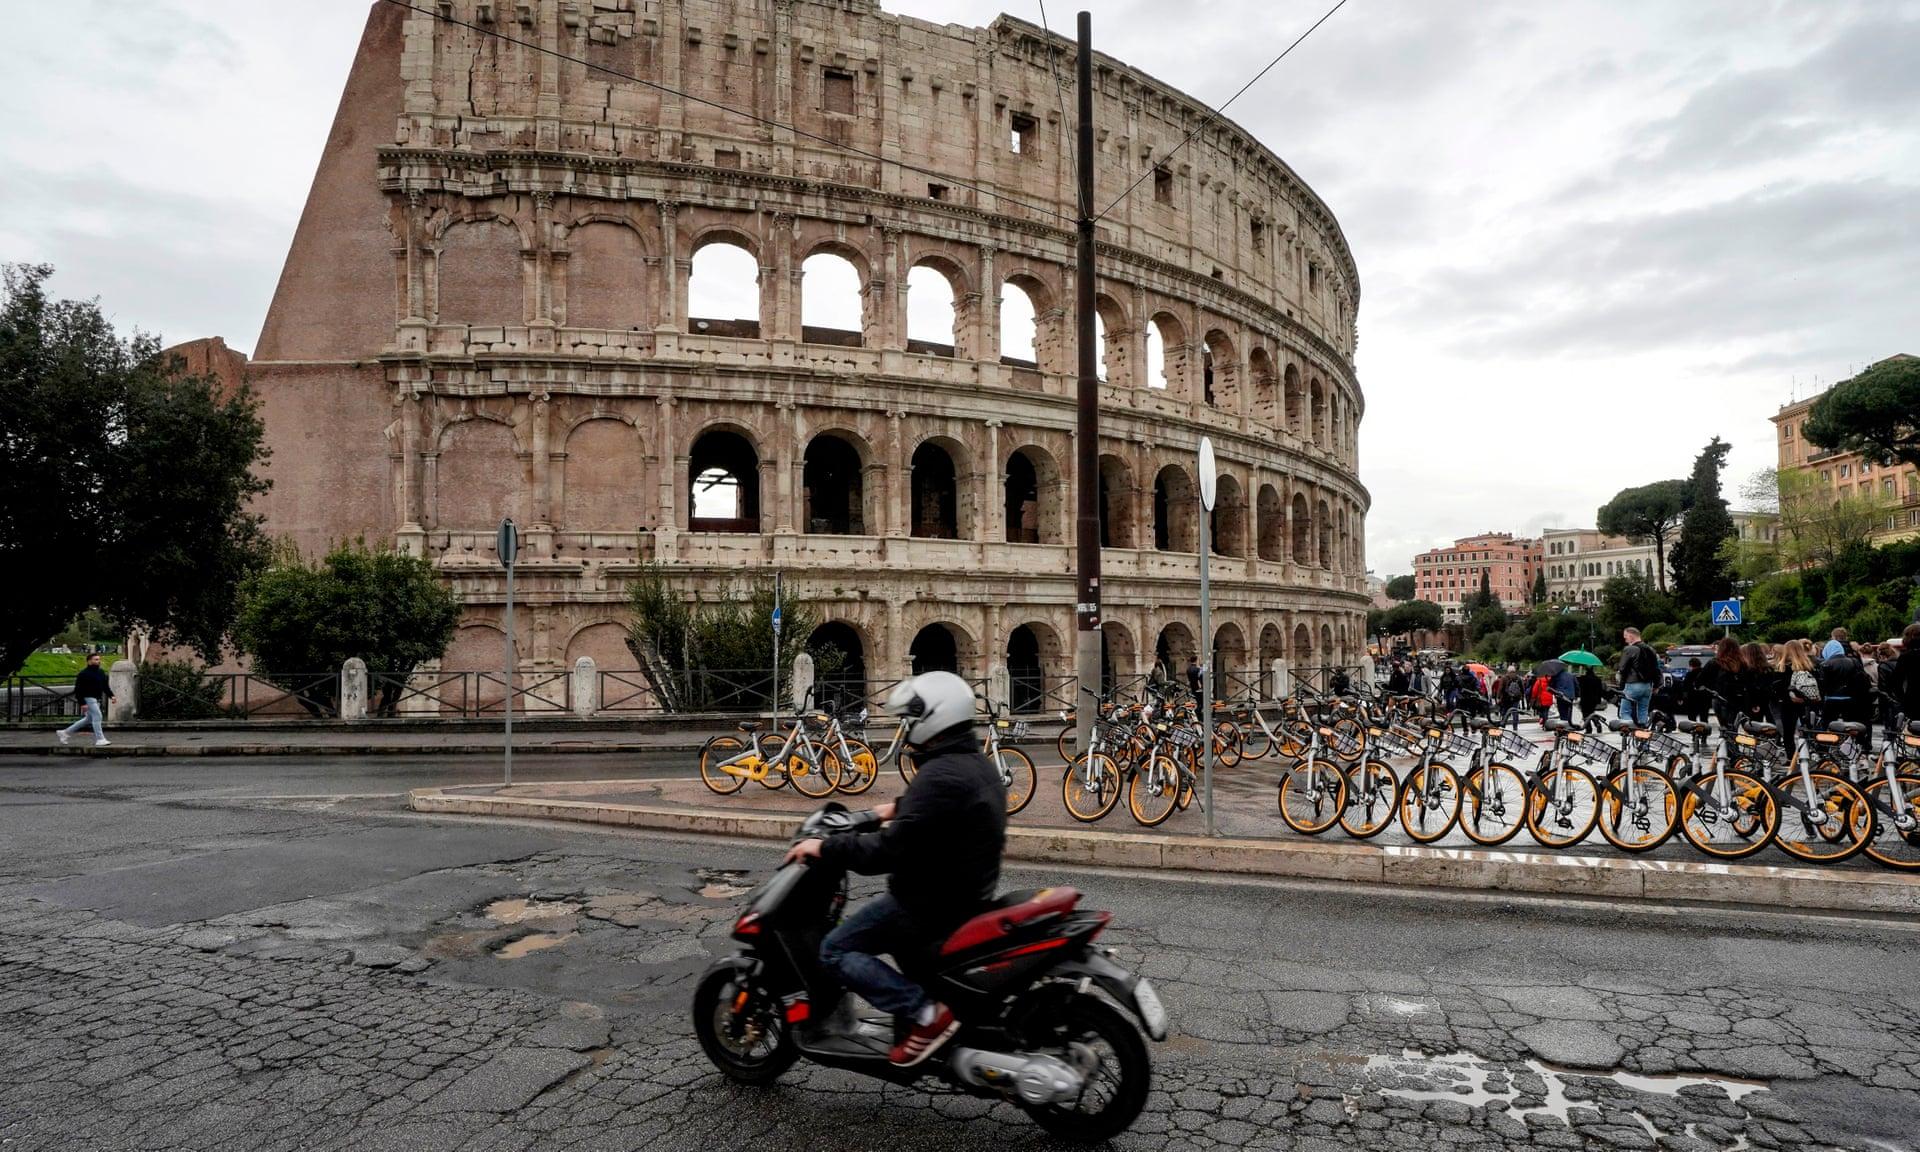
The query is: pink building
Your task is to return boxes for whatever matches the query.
[1412,533,1541,621]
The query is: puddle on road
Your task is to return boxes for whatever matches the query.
[484,898,582,924]
[693,868,753,899]
[495,931,576,959]
[1364,1049,1764,1148]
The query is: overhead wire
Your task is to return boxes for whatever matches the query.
[1091,0,1353,223]
[376,0,1071,223]
[1034,0,1084,220]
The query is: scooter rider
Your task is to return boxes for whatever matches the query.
[782,671,1008,1068]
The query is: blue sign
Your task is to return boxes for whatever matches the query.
[770,606,783,635]
[1710,599,1742,627]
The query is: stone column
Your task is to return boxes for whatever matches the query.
[790,652,815,713]
[339,657,369,722]
[529,394,552,526]
[655,397,680,550]
[976,245,999,360]
[108,660,137,723]
[774,400,797,534]
[571,656,598,717]
[984,420,1003,542]
[888,411,908,538]
[655,201,680,331]
[878,226,904,351]
[769,212,796,342]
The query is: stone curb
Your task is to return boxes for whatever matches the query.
[405,784,1920,917]
[1,741,710,759]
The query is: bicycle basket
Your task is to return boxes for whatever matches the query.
[1168,726,1201,750]
[1440,729,1478,758]
[1493,728,1535,763]
[1328,727,1363,757]
[1007,720,1031,740]
[1640,728,1687,760]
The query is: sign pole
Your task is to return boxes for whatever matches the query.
[772,572,783,726]
[497,518,518,787]
[1071,11,1102,761]
[1197,438,1218,837]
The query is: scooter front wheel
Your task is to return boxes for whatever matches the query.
[691,965,798,1085]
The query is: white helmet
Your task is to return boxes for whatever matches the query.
[885,671,976,747]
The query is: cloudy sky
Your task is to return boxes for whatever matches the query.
[5,0,1916,574]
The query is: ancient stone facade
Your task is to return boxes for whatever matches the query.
[242,0,1369,702]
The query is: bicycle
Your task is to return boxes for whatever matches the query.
[1524,720,1602,848]
[889,698,1037,815]
[1854,715,1920,871]
[1591,719,1680,853]
[1274,718,1352,836]
[1394,724,1467,844]
[817,699,880,797]
[1455,721,1533,847]
[1063,714,1136,823]
[1667,718,1780,860]
[1728,718,1874,865]
[698,693,844,799]
[1337,724,1413,839]
[1126,720,1203,827]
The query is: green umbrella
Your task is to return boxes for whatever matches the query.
[1559,649,1604,668]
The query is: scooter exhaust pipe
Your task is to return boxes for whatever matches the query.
[949,1047,1087,1106]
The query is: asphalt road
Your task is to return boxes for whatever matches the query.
[1,754,1915,1151]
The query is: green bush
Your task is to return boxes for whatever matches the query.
[138,659,233,720]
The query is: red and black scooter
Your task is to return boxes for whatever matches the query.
[692,803,1167,1143]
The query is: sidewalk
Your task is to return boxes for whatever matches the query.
[0,724,738,758]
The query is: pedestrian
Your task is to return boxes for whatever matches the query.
[1818,638,1874,753]
[1330,666,1352,697]
[1498,669,1527,726]
[1822,627,1849,661]
[1184,655,1203,702]
[1550,664,1578,726]
[1615,627,1660,726]
[1775,638,1819,759]
[1694,637,1742,736]
[1576,666,1605,731]
[1682,658,1708,722]
[57,653,114,748]
[1888,624,1920,731]
[1439,664,1459,709]
[1386,661,1410,696]
[1410,662,1428,698]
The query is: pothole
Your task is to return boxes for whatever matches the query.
[484,898,581,924]
[494,931,576,959]
[1364,1049,1764,1146]
[693,868,753,899]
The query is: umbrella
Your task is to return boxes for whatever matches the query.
[1559,650,1604,668]
[1532,659,1567,679]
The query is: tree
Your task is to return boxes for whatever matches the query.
[1753,465,1891,571]
[1597,571,1680,640]
[1468,604,1508,643]
[1803,355,1920,471]
[231,542,462,716]
[1384,574,1416,602]
[0,264,271,676]
[1596,479,1689,592]
[1671,437,1735,607]
[1379,600,1444,636]
[626,567,844,711]
[1531,569,1548,605]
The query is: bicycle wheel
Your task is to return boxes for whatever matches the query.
[1127,755,1182,827]
[1057,722,1077,764]
[752,734,791,789]
[1240,721,1271,762]
[1862,775,1920,871]
[1275,720,1311,759]
[787,747,842,798]
[1677,771,1778,860]
[698,734,750,795]
[1524,766,1599,848]
[1062,753,1122,822]
[1396,761,1460,844]
[1277,758,1347,836]
[1596,766,1679,853]
[1330,717,1366,764]
[1212,720,1242,769]
[996,746,1038,816]
[1459,761,1528,847]
[1338,759,1400,839]
[1773,773,1873,864]
[834,738,878,796]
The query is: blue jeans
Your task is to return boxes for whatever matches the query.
[62,698,105,741]
[819,893,929,1019]
[1619,682,1652,726]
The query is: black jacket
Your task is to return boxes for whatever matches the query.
[819,728,1006,938]
[1890,654,1920,721]
[73,665,112,702]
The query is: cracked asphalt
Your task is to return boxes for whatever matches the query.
[1,753,1915,1150]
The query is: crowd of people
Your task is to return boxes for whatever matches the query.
[1374,621,1920,757]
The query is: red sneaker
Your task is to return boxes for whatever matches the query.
[889,1003,958,1067]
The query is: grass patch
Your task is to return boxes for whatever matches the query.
[15,651,122,680]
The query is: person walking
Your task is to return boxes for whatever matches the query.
[1695,637,1743,737]
[1616,627,1660,726]
[1184,655,1203,703]
[1887,624,1920,730]
[1682,658,1709,723]
[57,653,114,748]
[1576,666,1605,731]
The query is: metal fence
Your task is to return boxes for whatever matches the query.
[2,676,86,723]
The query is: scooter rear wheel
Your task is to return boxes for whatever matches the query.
[1017,992,1151,1143]
[691,966,798,1085]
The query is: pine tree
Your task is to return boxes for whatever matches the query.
[1672,437,1735,607]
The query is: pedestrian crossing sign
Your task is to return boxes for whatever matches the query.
[1710,599,1742,626]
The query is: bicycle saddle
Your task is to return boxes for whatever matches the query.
[1908,720,1920,737]
[1677,720,1711,736]
[736,722,762,732]
[1826,720,1867,737]
[1544,719,1571,733]
[1606,719,1635,733]
[1740,719,1779,738]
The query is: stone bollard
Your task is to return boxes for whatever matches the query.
[1359,653,1377,689]
[790,652,814,712]
[988,663,1010,715]
[1270,658,1291,702]
[339,658,369,721]
[108,660,138,722]
[398,660,440,716]
[571,656,598,718]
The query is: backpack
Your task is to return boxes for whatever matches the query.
[1789,669,1820,703]
[1501,676,1525,704]
[1630,643,1660,684]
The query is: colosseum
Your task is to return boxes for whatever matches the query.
[235,0,1369,709]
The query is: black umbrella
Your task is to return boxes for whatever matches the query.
[1532,659,1567,679]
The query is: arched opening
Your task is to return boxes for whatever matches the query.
[1257,484,1284,562]
[1213,623,1248,696]
[1094,295,1128,385]
[1335,507,1349,574]
[808,622,867,709]
[1004,446,1061,544]
[565,222,648,330]
[1293,622,1313,669]
[688,428,760,532]
[436,219,522,326]
[910,440,960,540]
[1145,313,1184,392]
[1006,623,1049,714]
[1101,621,1135,695]
[1310,378,1327,446]
[1249,348,1277,425]
[801,433,865,535]
[1202,330,1237,411]
[999,277,1043,368]
[1153,622,1197,682]
[1098,453,1133,548]
[687,240,760,337]
[1284,364,1303,436]
[1153,464,1196,552]
[906,262,959,357]
[562,418,641,531]
[1211,473,1247,558]
[1290,492,1312,565]
[801,251,864,346]
[1316,499,1333,570]
[1258,623,1285,698]
[909,623,964,676]
[435,418,523,530]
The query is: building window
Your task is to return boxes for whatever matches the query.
[1840,463,1851,478]
[1783,423,1794,440]
[1009,111,1038,155]
[927,182,949,201]
[1153,166,1173,205]
[823,68,855,115]
[1251,218,1266,253]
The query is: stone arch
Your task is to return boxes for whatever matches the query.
[808,620,868,707]
[688,425,760,532]
[1097,453,1134,549]
[1284,363,1304,437]
[1006,619,1065,714]
[1004,443,1063,545]
[1101,620,1136,694]
[1154,463,1197,552]
[1249,347,1278,425]
[1335,507,1349,574]
[1145,311,1187,394]
[1257,483,1284,562]
[1093,293,1130,385]
[443,622,508,711]
[562,416,643,531]
[800,248,866,346]
[998,273,1051,368]
[435,415,524,529]
[1201,329,1239,411]
[906,259,963,356]
[1290,490,1312,565]
[563,219,648,330]
[1316,498,1333,569]
[908,620,976,677]
[687,237,761,336]
[1211,472,1247,558]
[1320,623,1336,668]
[1153,621,1198,679]
[910,435,970,540]
[565,620,638,674]
[1292,621,1313,666]
[1310,377,1327,447]
[434,217,523,326]
[801,430,872,536]
[1213,622,1248,690]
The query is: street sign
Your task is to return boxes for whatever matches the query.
[1197,437,1217,512]
[1710,599,1742,627]
[770,607,782,636]
[496,518,518,567]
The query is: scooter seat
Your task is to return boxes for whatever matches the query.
[940,887,1081,957]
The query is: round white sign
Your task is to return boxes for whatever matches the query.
[1197,437,1218,511]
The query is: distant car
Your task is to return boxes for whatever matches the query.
[1664,645,1714,682]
